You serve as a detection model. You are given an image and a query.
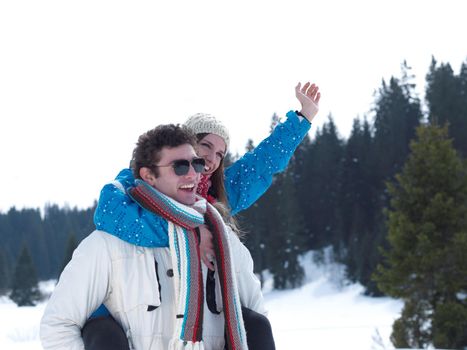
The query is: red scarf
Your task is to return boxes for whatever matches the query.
[197,173,217,204]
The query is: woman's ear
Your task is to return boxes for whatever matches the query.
[139,167,157,186]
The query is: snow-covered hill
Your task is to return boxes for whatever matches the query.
[265,252,402,349]
[0,251,403,350]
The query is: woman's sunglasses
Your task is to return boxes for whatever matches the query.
[153,158,205,176]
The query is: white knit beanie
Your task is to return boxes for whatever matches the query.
[184,113,230,149]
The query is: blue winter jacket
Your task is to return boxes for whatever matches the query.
[90,110,310,316]
[94,110,310,246]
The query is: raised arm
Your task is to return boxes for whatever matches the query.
[224,82,320,216]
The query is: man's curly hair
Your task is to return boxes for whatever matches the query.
[132,124,197,178]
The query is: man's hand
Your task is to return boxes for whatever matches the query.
[295,82,321,122]
[199,224,216,271]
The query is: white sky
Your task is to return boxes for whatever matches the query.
[1,0,466,212]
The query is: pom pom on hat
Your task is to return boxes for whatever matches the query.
[184,113,230,149]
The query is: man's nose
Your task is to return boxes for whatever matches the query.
[185,163,198,178]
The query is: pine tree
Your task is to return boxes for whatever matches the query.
[241,111,308,289]
[338,118,380,286]
[426,57,467,157]
[0,248,11,295]
[43,204,74,278]
[9,245,41,306]
[374,124,467,348]
[296,116,343,251]
[242,180,277,287]
[60,233,78,274]
[373,63,422,182]
[268,167,306,289]
[0,202,95,282]
[241,199,268,286]
[363,63,422,295]
[4,207,50,279]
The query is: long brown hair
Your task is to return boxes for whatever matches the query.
[196,133,243,237]
[196,133,228,206]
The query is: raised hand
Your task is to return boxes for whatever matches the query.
[295,82,321,122]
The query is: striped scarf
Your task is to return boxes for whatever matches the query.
[197,173,216,204]
[129,179,248,350]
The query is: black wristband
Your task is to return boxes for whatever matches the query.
[295,110,311,124]
[295,110,306,118]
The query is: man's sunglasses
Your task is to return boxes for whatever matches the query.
[153,158,205,176]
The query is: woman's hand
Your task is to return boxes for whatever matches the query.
[295,82,321,122]
[199,224,216,271]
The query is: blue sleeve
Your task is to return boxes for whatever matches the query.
[225,110,311,215]
[89,304,111,319]
[93,168,169,248]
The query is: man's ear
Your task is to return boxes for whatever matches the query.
[139,167,157,186]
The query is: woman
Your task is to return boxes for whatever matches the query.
[83,82,321,349]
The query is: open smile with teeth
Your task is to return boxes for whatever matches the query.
[204,165,211,172]
[179,183,196,192]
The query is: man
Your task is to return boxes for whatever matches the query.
[40,124,265,350]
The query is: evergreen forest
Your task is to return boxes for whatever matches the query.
[1,57,466,347]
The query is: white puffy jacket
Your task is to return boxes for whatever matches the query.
[40,230,266,350]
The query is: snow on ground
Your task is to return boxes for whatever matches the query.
[0,281,53,350]
[264,251,403,350]
[0,252,403,350]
